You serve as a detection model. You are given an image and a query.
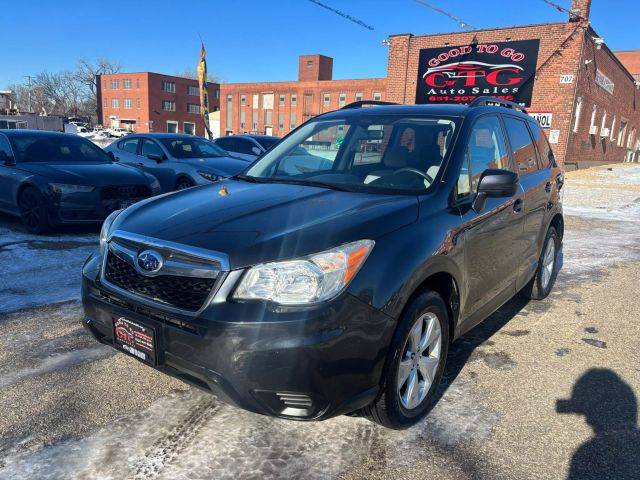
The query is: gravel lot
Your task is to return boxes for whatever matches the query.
[1,164,639,479]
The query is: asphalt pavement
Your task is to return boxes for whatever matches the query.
[1,164,639,479]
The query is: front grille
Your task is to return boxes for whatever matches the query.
[101,185,151,200]
[104,252,216,311]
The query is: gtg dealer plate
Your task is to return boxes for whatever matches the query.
[113,316,157,365]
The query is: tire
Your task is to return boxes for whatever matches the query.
[18,187,50,235]
[175,177,195,190]
[360,290,450,429]
[521,226,560,300]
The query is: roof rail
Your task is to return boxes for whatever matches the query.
[341,100,398,109]
[468,96,528,113]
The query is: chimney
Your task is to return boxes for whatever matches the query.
[298,55,333,82]
[569,0,591,22]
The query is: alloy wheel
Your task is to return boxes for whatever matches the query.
[397,312,442,410]
[20,190,43,230]
[541,239,556,289]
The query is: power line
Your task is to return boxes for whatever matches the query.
[540,0,585,22]
[412,0,474,30]
[307,0,374,31]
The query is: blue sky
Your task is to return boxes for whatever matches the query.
[1,0,637,88]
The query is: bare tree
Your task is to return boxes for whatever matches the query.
[174,68,219,83]
[74,57,122,120]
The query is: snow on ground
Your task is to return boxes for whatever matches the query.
[0,222,97,313]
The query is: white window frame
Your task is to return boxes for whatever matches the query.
[610,116,616,141]
[123,79,132,90]
[183,122,196,135]
[573,96,582,133]
[323,93,331,107]
[111,99,119,108]
[124,99,132,109]
[162,80,176,93]
[166,120,179,133]
[355,92,363,102]
[111,79,119,90]
[162,100,176,111]
[291,94,297,107]
[338,93,346,107]
[188,85,199,96]
[373,92,382,101]
[187,103,200,114]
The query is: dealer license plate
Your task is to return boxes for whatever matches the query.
[112,316,157,365]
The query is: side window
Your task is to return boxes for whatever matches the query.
[141,139,164,158]
[528,121,555,168]
[119,138,139,154]
[503,117,539,175]
[216,137,235,152]
[0,134,13,161]
[235,139,258,155]
[464,115,511,194]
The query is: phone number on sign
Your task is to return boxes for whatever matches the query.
[428,95,516,103]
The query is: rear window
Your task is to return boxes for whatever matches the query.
[503,116,539,175]
[10,134,110,163]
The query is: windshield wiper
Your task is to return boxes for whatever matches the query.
[234,173,266,183]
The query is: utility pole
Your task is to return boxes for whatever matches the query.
[24,75,34,113]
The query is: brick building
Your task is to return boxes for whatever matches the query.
[615,50,640,82]
[97,72,220,135]
[219,54,386,137]
[386,0,640,166]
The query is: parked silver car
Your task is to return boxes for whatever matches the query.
[213,134,280,162]
[105,133,248,192]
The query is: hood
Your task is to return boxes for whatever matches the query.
[183,156,249,177]
[115,179,418,269]
[18,161,149,186]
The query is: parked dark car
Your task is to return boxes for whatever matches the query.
[0,130,161,234]
[82,98,564,429]
[105,133,247,192]
[214,134,280,161]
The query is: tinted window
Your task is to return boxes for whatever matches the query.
[215,137,235,151]
[528,121,555,168]
[255,138,279,150]
[158,137,227,159]
[0,134,13,160]
[462,115,511,195]
[141,139,164,158]
[119,137,139,154]
[10,134,110,163]
[235,139,259,155]
[503,117,539,175]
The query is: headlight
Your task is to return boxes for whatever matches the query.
[100,209,123,254]
[144,174,161,194]
[233,239,374,305]
[198,171,220,182]
[48,183,94,194]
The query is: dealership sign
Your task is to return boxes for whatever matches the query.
[415,40,540,107]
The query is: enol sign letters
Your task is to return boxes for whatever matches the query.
[416,40,540,107]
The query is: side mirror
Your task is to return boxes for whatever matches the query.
[473,168,518,213]
[251,146,262,156]
[0,151,15,166]
[107,151,118,162]
[147,152,164,162]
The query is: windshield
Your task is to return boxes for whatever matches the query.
[159,137,227,159]
[244,115,459,193]
[11,134,111,163]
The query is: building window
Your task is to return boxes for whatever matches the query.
[278,112,284,130]
[600,111,607,136]
[589,104,597,134]
[290,112,297,129]
[187,103,200,114]
[161,80,176,93]
[610,116,616,141]
[162,100,176,111]
[123,79,132,89]
[323,93,331,107]
[373,92,382,101]
[136,79,140,88]
[252,94,260,109]
[214,89,220,99]
[355,92,363,102]
[167,121,178,133]
[227,95,233,131]
[188,85,199,96]
[279,93,286,106]
[618,120,628,147]
[573,96,582,133]
[136,99,141,108]
[111,79,119,90]
[124,99,132,109]
[184,122,196,135]
[291,94,297,107]
[240,110,246,130]
[265,110,273,126]
[338,93,346,107]
[252,110,258,131]
[240,95,246,106]
[111,99,119,108]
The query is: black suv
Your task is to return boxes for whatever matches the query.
[82,98,564,429]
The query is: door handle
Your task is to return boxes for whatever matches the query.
[136,162,144,166]
[545,182,552,193]
[513,198,523,213]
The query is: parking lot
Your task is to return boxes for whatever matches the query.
[1,164,639,480]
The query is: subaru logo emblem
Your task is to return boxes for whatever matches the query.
[137,250,163,274]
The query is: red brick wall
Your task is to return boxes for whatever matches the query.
[97,72,220,135]
[385,22,640,165]
[219,77,386,137]
[298,55,333,81]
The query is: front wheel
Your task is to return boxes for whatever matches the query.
[18,187,50,234]
[175,177,195,190]
[360,290,449,429]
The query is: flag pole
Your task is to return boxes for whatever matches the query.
[197,38,212,139]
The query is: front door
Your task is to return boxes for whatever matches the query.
[0,134,16,211]
[456,115,525,326]
[138,139,174,191]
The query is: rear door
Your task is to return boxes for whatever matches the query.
[502,116,552,287]
[456,115,525,323]
[0,134,16,211]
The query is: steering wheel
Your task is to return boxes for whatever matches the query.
[394,167,434,184]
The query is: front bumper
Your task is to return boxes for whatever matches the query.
[81,252,396,420]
